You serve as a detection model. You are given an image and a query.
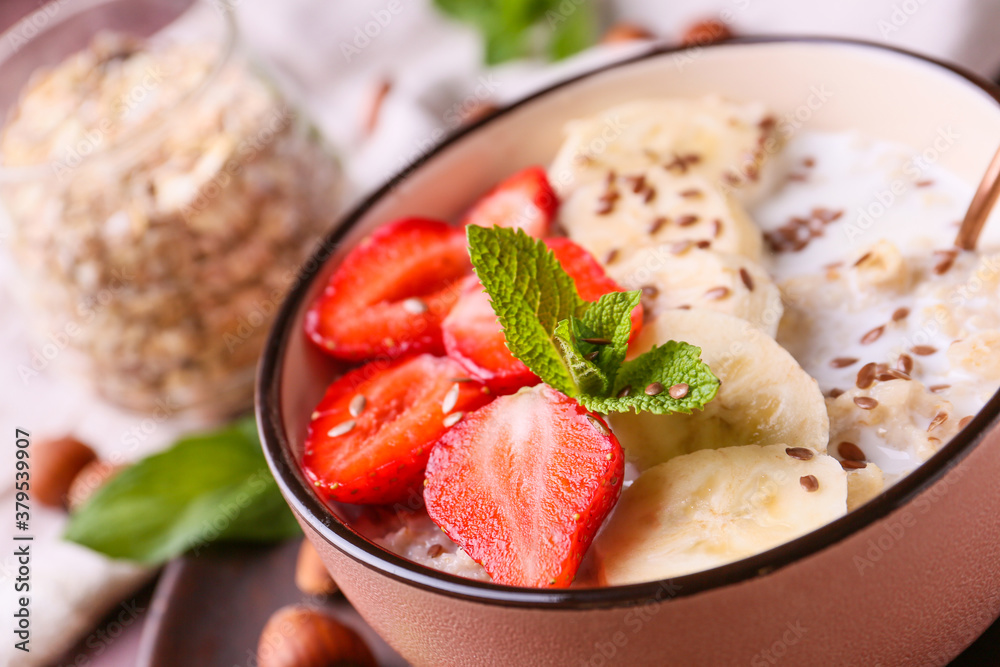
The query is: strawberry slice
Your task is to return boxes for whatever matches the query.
[545,237,644,339]
[442,238,643,392]
[304,354,491,505]
[305,218,470,361]
[424,384,624,587]
[461,166,558,238]
[441,276,540,394]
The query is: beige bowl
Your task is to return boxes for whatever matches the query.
[257,38,1000,666]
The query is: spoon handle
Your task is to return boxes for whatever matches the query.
[955,144,1000,251]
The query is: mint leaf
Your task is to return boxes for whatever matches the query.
[547,1,598,60]
[466,224,584,394]
[578,290,641,378]
[553,318,609,395]
[581,341,721,415]
[64,417,300,564]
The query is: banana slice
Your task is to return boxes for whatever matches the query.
[548,97,781,205]
[605,247,783,336]
[594,444,847,584]
[557,168,764,266]
[846,463,884,511]
[610,309,829,470]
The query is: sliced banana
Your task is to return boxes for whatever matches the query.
[594,444,847,584]
[610,309,829,470]
[846,463,884,511]
[606,247,783,336]
[548,97,781,206]
[827,380,959,463]
[557,168,764,266]
[947,330,1000,381]
[849,239,909,292]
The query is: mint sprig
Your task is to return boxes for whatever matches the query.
[466,226,720,414]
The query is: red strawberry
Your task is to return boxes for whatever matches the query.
[305,218,470,361]
[424,384,624,587]
[441,276,539,394]
[304,354,492,505]
[545,237,643,339]
[462,166,558,238]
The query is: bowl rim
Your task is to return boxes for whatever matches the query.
[257,35,1000,610]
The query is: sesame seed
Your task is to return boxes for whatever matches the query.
[402,298,428,314]
[668,383,689,399]
[586,414,610,435]
[854,396,879,410]
[840,459,868,471]
[860,325,885,345]
[349,394,367,418]
[677,214,700,227]
[929,384,950,393]
[800,475,819,492]
[441,383,461,414]
[704,286,731,300]
[604,248,619,264]
[617,385,631,398]
[327,420,356,437]
[837,442,866,462]
[897,354,914,374]
[427,544,444,558]
[645,382,664,396]
[648,217,668,234]
[959,415,974,429]
[443,411,464,428]
[927,411,948,432]
[785,447,814,460]
[830,357,859,368]
[911,345,937,356]
[856,362,876,389]
[891,307,910,322]
[582,337,611,345]
[739,267,754,291]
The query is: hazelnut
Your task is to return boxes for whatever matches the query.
[680,19,734,46]
[295,540,339,597]
[33,436,97,508]
[67,460,125,512]
[601,22,655,44]
[257,605,376,667]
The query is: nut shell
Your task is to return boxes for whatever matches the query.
[295,540,339,597]
[33,436,97,508]
[257,605,376,667]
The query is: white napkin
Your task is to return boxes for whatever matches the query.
[3,0,1000,664]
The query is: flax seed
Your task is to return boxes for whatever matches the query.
[840,459,868,470]
[830,357,859,368]
[648,217,668,234]
[856,362,876,389]
[668,383,689,399]
[854,396,878,410]
[739,267,754,291]
[860,325,885,345]
[785,447,814,461]
[800,475,819,492]
[837,441,866,462]
[704,286,731,300]
[645,382,664,396]
[911,345,937,356]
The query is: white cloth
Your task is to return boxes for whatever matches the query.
[3,0,1000,664]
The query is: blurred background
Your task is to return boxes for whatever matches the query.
[2,1,1000,665]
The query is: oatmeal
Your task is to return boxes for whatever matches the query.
[0,34,340,414]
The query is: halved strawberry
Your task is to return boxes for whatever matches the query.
[305,218,470,361]
[441,276,539,394]
[545,237,644,339]
[304,354,492,505]
[461,166,558,238]
[424,384,624,587]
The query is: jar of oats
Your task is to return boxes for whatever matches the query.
[0,0,341,416]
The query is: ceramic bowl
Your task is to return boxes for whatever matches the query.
[257,37,1000,666]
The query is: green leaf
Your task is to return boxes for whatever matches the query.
[466,225,585,395]
[581,341,721,415]
[547,1,598,60]
[578,290,641,378]
[64,417,300,564]
[553,318,609,395]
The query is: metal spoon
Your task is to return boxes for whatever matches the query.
[955,143,1000,250]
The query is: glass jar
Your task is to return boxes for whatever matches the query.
[0,0,341,417]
